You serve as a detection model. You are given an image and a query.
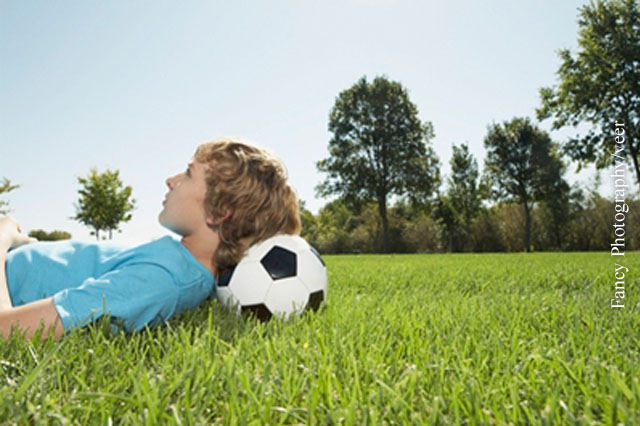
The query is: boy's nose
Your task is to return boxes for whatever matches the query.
[166,170,186,189]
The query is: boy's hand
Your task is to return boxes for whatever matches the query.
[0,216,38,251]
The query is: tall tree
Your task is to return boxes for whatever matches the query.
[72,168,136,240]
[0,178,20,215]
[315,75,440,252]
[432,193,458,252]
[536,146,581,250]
[483,117,567,252]
[446,143,488,251]
[537,0,640,187]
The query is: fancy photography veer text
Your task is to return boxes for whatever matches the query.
[610,121,627,309]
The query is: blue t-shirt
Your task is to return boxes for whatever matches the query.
[5,236,216,334]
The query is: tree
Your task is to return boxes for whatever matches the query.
[72,168,136,240]
[470,206,506,252]
[538,172,585,250]
[0,178,20,215]
[298,199,319,247]
[446,143,488,251]
[315,75,440,252]
[537,0,640,187]
[392,198,442,252]
[565,193,612,250]
[432,193,459,252]
[483,117,567,252]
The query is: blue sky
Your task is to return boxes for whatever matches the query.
[1,0,608,244]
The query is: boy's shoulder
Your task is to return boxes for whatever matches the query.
[130,235,177,253]
[126,236,212,284]
[124,236,182,263]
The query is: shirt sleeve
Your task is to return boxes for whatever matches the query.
[52,262,180,334]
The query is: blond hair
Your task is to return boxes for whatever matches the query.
[193,137,301,277]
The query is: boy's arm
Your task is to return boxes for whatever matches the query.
[1,216,38,309]
[1,245,64,342]
[0,297,65,342]
[1,246,14,309]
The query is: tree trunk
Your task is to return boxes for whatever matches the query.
[95,229,100,241]
[378,197,389,253]
[109,229,113,240]
[523,200,531,252]
[555,224,563,250]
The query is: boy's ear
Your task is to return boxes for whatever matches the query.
[206,207,233,226]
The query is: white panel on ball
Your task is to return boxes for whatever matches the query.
[298,249,327,296]
[264,277,312,317]
[227,260,272,305]
[296,249,328,293]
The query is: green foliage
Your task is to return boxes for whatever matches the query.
[299,201,318,244]
[27,229,72,241]
[565,193,620,251]
[309,199,361,254]
[397,207,442,253]
[537,0,640,184]
[303,198,442,254]
[432,193,459,252]
[1,253,638,423]
[72,168,136,240]
[316,75,441,252]
[469,208,506,252]
[448,143,488,223]
[0,177,20,215]
[483,117,568,251]
[303,188,640,253]
[434,143,488,252]
[484,117,564,204]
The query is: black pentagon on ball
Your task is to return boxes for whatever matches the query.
[241,304,272,322]
[306,290,324,311]
[261,246,297,280]
[216,265,236,287]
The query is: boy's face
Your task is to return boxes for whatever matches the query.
[158,160,211,236]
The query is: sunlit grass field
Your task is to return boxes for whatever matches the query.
[1,252,638,424]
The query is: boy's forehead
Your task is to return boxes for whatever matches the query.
[192,158,216,167]
[191,159,215,172]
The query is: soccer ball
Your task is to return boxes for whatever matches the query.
[215,234,327,321]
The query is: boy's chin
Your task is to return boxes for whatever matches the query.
[158,216,186,236]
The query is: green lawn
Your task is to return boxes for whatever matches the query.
[1,252,638,424]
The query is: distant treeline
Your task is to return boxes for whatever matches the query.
[299,192,638,254]
[308,0,639,254]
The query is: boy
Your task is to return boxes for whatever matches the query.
[0,137,301,342]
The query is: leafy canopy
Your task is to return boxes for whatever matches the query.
[0,178,20,215]
[484,117,565,205]
[537,0,640,182]
[315,75,440,208]
[72,168,135,240]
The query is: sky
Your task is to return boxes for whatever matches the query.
[0,0,614,245]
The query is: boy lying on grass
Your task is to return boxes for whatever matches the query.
[0,137,301,343]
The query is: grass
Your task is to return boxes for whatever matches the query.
[0,251,638,424]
